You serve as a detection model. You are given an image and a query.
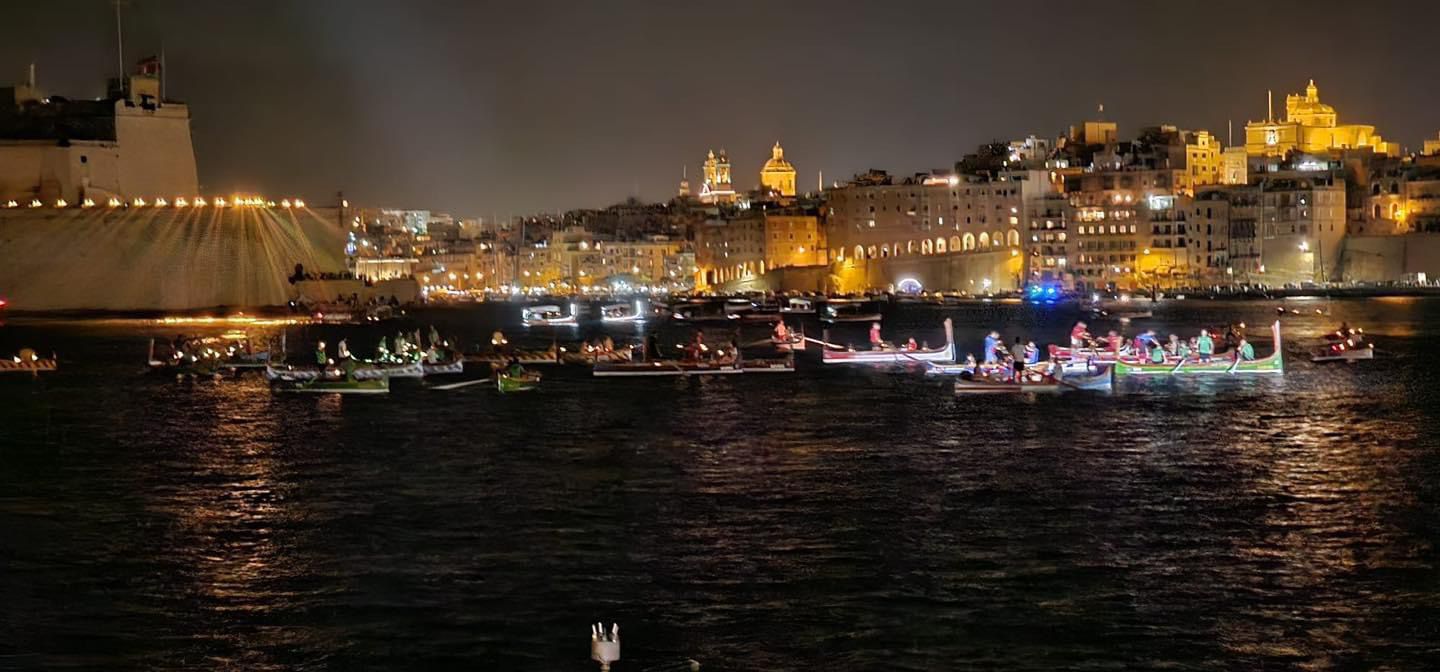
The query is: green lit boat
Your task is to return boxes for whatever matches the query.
[495,371,541,393]
[1113,321,1283,377]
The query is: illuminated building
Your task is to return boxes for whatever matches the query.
[824,170,1034,265]
[1188,177,1345,283]
[758,141,797,197]
[1425,133,1440,157]
[699,149,738,204]
[1245,80,1398,158]
[695,211,823,287]
[1066,167,1189,288]
[1357,163,1440,235]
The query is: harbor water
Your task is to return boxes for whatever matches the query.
[2,298,1438,670]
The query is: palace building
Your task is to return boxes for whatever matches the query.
[1245,80,1398,158]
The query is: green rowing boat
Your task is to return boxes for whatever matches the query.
[496,372,541,393]
[274,377,391,394]
[1113,321,1283,376]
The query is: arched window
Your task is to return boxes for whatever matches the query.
[1057,232,1067,242]
[978,232,990,248]
[1374,204,1382,219]
[992,231,1003,247]
[867,245,878,259]
[949,235,961,252]
[921,238,933,254]
[880,244,890,257]
[1391,182,1400,195]
[935,237,947,253]
[759,261,766,275]
[855,245,866,260]
[962,233,975,251]
[1007,229,1020,246]
[1391,203,1401,218]
[1372,183,1382,195]
[907,240,915,254]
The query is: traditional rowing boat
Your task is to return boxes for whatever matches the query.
[1311,344,1373,363]
[954,374,1066,393]
[1,350,56,375]
[593,359,745,377]
[421,358,466,376]
[466,347,565,365]
[741,356,796,373]
[264,361,424,382]
[1113,321,1283,376]
[496,371,541,393]
[1046,343,1135,362]
[273,376,390,395]
[820,319,954,365]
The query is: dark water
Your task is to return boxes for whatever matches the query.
[2,299,1439,671]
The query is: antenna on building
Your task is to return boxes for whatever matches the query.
[818,169,823,192]
[1097,102,1104,115]
[1267,90,1273,122]
[1228,119,1233,147]
[113,0,128,90]
[27,63,35,89]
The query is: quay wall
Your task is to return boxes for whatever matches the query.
[0,206,348,311]
[1340,233,1440,282]
[719,250,1023,294]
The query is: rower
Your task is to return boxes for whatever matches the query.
[338,338,351,361]
[1148,340,1166,364]
[1070,321,1090,351]
[774,321,789,340]
[1236,337,1255,361]
[905,337,919,351]
[1197,329,1215,363]
[1010,337,1026,380]
[983,331,1001,363]
[314,340,328,366]
[1165,333,1181,356]
[869,322,884,351]
[1024,341,1039,364]
[1105,330,1123,356]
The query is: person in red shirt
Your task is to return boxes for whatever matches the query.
[1070,321,1090,350]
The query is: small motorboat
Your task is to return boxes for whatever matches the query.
[600,301,645,323]
[522,304,578,327]
[1311,339,1373,363]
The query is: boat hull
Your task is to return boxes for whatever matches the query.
[496,373,541,393]
[593,361,744,377]
[421,359,465,376]
[1311,347,1373,363]
[265,361,423,382]
[822,343,953,365]
[273,377,390,394]
[0,358,57,374]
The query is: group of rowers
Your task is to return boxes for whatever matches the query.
[312,326,455,369]
[1066,320,1257,364]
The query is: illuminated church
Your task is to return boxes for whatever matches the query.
[699,149,737,204]
[1245,79,1398,158]
[759,141,797,197]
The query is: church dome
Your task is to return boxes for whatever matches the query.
[762,141,794,172]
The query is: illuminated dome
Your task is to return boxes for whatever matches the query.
[759,141,797,197]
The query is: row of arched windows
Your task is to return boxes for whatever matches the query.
[841,229,1021,261]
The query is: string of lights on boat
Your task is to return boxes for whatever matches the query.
[2,196,309,209]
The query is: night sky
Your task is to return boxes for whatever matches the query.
[2,0,1437,218]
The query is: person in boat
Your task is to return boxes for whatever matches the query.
[959,354,977,381]
[502,356,526,379]
[428,325,442,349]
[1148,339,1167,364]
[376,336,390,362]
[644,333,660,362]
[1165,334,1181,356]
[983,331,1001,363]
[774,320,789,341]
[1197,330,1215,363]
[338,338,351,361]
[1105,330,1123,356]
[869,322,885,351]
[684,331,706,361]
[1070,321,1090,351]
[1010,337,1026,380]
[1024,341,1039,364]
[314,340,328,367]
[601,335,615,353]
[1235,337,1256,361]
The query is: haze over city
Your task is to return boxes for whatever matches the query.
[3,0,1439,215]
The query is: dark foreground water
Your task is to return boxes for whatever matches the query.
[2,298,1439,670]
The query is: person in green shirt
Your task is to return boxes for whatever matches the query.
[1149,342,1167,364]
[1197,330,1214,363]
[1236,337,1255,361]
[314,340,328,366]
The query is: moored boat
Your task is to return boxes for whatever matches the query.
[821,299,883,323]
[1113,321,1284,376]
[593,359,744,377]
[522,304,578,327]
[820,318,954,365]
[600,301,646,323]
[779,297,817,314]
[467,346,565,366]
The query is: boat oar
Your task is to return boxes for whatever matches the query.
[803,336,847,350]
[429,378,492,391]
[1227,354,1243,374]
[1169,355,1188,375]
